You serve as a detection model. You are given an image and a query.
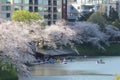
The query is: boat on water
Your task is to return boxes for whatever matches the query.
[97,59,105,64]
[62,58,67,64]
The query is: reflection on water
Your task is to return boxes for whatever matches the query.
[30,56,120,80]
[32,75,114,80]
[31,64,99,76]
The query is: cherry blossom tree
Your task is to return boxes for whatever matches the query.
[105,25,120,42]
[41,22,76,49]
[40,21,109,50]
[0,20,43,77]
[71,22,109,49]
[0,19,120,79]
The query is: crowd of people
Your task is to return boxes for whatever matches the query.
[35,56,72,64]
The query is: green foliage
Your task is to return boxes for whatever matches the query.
[87,12,107,27]
[41,22,47,28]
[0,58,18,80]
[112,20,120,28]
[76,43,120,56]
[12,10,43,22]
[115,75,120,80]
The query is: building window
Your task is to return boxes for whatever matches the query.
[34,0,38,5]
[57,8,61,12]
[2,13,6,18]
[44,0,48,5]
[34,0,42,5]
[7,13,10,18]
[63,0,66,4]
[14,0,22,4]
[48,7,52,12]
[53,14,57,19]
[53,0,57,6]
[57,0,61,5]
[38,7,43,12]
[24,0,29,4]
[38,0,42,5]
[53,7,57,12]
[48,0,51,5]
[48,21,51,25]
[104,0,110,4]
[29,6,33,12]
[2,13,11,18]
[53,21,56,24]
[44,7,48,12]
[2,6,11,11]
[44,14,48,19]
[34,7,38,12]
[2,0,11,4]
[74,0,77,2]
[29,0,33,4]
[23,6,29,11]
[57,14,61,19]
[48,14,51,19]
[14,6,22,10]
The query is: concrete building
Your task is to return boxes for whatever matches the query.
[67,0,120,21]
[67,0,99,21]
[0,0,67,25]
[118,1,120,19]
[0,0,120,24]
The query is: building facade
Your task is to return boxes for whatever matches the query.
[118,1,120,19]
[0,0,65,25]
[0,0,120,24]
[67,0,120,21]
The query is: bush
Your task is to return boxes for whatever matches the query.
[0,58,18,80]
[12,10,43,22]
[87,12,107,28]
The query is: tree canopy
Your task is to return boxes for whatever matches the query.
[0,20,120,78]
[0,20,43,76]
[87,12,107,27]
[12,10,43,22]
